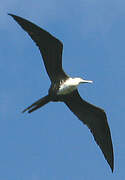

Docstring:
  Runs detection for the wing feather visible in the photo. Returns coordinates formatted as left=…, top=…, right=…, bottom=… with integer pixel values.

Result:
left=9, top=14, right=68, bottom=82
left=64, top=90, right=114, bottom=172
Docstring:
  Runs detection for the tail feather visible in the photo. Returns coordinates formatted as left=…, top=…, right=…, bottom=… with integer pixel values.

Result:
left=22, top=95, right=50, bottom=113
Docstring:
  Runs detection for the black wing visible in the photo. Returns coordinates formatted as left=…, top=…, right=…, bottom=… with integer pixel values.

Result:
left=63, top=90, right=114, bottom=172
left=9, top=14, right=68, bottom=82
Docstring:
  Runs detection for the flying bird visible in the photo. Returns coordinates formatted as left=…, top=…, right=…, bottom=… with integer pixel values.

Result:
left=9, top=14, right=114, bottom=172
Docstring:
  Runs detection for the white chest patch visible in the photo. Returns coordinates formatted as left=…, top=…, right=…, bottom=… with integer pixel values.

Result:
left=57, top=78, right=77, bottom=95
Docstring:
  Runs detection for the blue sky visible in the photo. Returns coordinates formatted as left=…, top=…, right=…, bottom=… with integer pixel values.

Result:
left=1, top=0, right=125, bottom=179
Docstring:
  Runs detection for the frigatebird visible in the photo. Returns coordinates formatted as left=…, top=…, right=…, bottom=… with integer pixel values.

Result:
left=9, top=14, right=114, bottom=172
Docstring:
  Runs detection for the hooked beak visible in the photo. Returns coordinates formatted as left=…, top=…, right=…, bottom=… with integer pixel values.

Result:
left=81, top=79, right=93, bottom=83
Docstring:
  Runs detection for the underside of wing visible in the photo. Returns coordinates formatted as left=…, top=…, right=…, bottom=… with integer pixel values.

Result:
left=9, top=14, right=68, bottom=82
left=63, top=90, right=114, bottom=172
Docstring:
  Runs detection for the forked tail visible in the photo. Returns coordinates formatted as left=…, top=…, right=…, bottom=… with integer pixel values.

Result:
left=22, top=95, right=51, bottom=113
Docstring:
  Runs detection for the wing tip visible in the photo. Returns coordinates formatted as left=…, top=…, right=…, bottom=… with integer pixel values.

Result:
left=8, top=13, right=21, bottom=22
left=8, top=13, right=15, bottom=18
left=21, top=109, right=27, bottom=113
left=109, top=162, right=114, bottom=173
left=22, top=108, right=32, bottom=114
left=103, top=139, right=114, bottom=172
left=111, top=166, right=114, bottom=173
left=109, top=153, right=114, bottom=173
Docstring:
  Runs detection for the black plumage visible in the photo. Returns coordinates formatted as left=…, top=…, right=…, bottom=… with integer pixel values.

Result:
left=9, top=14, right=114, bottom=172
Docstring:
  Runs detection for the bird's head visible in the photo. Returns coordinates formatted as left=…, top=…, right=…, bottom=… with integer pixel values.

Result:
left=73, top=77, right=93, bottom=86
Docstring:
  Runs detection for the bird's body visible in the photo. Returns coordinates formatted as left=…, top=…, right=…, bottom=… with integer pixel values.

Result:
left=49, top=77, right=93, bottom=96
left=57, top=78, right=79, bottom=95
left=57, top=77, right=76, bottom=95
left=9, top=14, right=114, bottom=172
